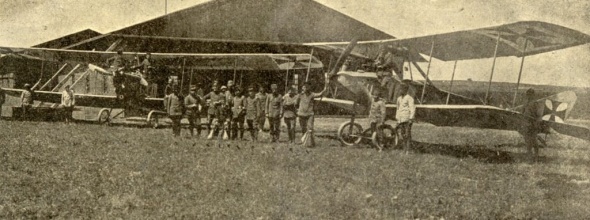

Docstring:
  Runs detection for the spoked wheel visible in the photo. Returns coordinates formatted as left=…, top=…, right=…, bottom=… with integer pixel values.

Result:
left=337, top=121, right=363, bottom=146
left=146, top=111, right=160, bottom=129
left=371, top=124, right=398, bottom=149
left=97, top=109, right=111, bottom=126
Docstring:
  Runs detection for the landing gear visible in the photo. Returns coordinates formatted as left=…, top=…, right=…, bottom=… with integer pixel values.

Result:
left=371, top=124, right=398, bottom=149
left=337, top=121, right=363, bottom=146
left=97, top=108, right=111, bottom=126
left=336, top=117, right=399, bottom=150
left=146, top=110, right=161, bottom=129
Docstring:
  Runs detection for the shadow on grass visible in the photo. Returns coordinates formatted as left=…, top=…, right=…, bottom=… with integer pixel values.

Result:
left=405, top=141, right=517, bottom=164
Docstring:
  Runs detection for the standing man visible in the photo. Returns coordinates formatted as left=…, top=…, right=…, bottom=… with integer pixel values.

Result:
left=283, top=86, right=299, bottom=144
left=368, top=89, right=386, bottom=151
left=61, top=85, right=76, bottom=124
left=231, top=88, right=246, bottom=140
left=396, top=83, right=415, bottom=150
left=265, top=84, right=283, bottom=142
left=164, top=86, right=184, bottom=137
left=203, top=85, right=225, bottom=135
left=185, top=85, right=203, bottom=137
left=244, top=86, right=260, bottom=141
left=297, top=80, right=329, bottom=147
left=256, top=86, right=268, bottom=132
left=520, top=88, right=544, bottom=161
left=20, top=83, right=33, bottom=120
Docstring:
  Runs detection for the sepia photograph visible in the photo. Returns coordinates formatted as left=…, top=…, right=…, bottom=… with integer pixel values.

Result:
left=0, top=0, right=589, bottom=218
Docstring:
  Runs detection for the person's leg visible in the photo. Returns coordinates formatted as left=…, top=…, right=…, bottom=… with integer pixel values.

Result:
left=268, top=117, right=275, bottom=142
left=406, top=122, right=413, bottom=149
left=238, top=117, right=245, bottom=139
left=208, top=114, right=215, bottom=133
left=195, top=115, right=201, bottom=137
left=188, top=114, right=195, bottom=136
left=284, top=117, right=292, bottom=143
left=299, top=116, right=308, bottom=135
left=231, top=118, right=238, bottom=140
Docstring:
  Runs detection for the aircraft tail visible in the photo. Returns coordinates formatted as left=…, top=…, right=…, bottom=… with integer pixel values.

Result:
left=531, top=90, right=589, bottom=141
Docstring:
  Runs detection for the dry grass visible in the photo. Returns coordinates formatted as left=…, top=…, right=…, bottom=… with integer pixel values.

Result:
left=0, top=118, right=589, bottom=219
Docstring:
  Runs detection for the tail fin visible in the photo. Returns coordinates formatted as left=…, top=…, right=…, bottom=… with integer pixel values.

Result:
left=539, top=90, right=577, bottom=123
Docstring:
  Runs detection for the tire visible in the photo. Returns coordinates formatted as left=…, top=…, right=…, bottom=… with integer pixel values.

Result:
left=97, top=109, right=110, bottom=125
left=146, top=111, right=160, bottom=129
left=337, top=121, right=363, bottom=146
left=371, top=124, right=398, bottom=149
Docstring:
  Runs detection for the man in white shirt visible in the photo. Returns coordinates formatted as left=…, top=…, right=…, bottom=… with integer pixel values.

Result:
left=61, top=85, right=76, bottom=123
left=396, top=83, right=415, bottom=150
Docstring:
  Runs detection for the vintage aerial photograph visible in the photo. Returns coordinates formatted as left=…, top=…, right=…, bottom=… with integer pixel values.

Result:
left=1, top=0, right=589, bottom=219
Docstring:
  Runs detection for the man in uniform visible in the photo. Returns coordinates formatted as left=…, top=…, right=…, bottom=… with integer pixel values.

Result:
left=203, top=85, right=225, bottom=135
left=265, top=84, right=283, bottom=142
left=297, top=80, right=329, bottom=147
left=185, top=85, right=203, bottom=137
left=164, top=86, right=184, bottom=137
left=20, top=83, right=33, bottom=120
left=368, top=89, right=386, bottom=151
left=283, top=86, right=299, bottom=144
left=256, top=86, right=268, bottom=132
left=244, top=86, right=260, bottom=141
left=231, top=88, right=246, bottom=140
left=61, top=85, right=76, bottom=124
left=520, top=88, right=545, bottom=161
left=396, top=83, right=415, bottom=150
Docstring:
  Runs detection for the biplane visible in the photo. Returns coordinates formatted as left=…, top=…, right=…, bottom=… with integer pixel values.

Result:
left=0, top=47, right=322, bottom=127
left=308, top=21, right=590, bottom=147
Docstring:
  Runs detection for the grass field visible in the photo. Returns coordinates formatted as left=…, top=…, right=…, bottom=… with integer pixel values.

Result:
left=1, top=118, right=589, bottom=219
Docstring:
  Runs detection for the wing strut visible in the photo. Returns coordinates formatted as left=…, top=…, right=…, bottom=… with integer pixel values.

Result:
left=512, top=39, right=529, bottom=107
left=484, top=31, right=501, bottom=105
left=305, top=48, right=314, bottom=82
left=52, top=64, right=81, bottom=92
left=420, top=37, right=435, bottom=103
left=39, top=63, right=69, bottom=90
left=445, top=60, right=459, bottom=105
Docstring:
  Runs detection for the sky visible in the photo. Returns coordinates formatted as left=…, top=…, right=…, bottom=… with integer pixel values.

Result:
left=1, top=0, right=589, bottom=87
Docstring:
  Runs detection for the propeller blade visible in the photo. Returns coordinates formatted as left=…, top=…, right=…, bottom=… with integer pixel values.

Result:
left=327, top=38, right=358, bottom=78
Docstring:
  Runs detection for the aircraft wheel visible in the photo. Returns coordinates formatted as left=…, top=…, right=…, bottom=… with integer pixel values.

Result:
left=371, top=124, right=397, bottom=149
left=147, top=111, right=160, bottom=129
left=337, top=121, right=363, bottom=146
left=97, top=109, right=111, bottom=126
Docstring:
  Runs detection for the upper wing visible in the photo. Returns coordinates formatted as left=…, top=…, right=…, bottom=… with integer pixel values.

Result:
left=0, top=46, right=323, bottom=71
left=306, top=21, right=590, bottom=62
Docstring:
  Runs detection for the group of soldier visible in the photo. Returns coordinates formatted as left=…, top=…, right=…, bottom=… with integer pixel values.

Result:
left=163, top=76, right=330, bottom=147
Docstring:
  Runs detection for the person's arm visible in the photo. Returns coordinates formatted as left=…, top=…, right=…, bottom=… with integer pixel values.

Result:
left=71, top=91, right=75, bottom=106
left=60, top=91, right=65, bottom=106
left=409, top=96, right=416, bottom=122
left=313, top=84, right=330, bottom=98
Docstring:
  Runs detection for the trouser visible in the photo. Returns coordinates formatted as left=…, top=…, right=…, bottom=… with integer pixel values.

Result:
left=284, top=117, right=296, bottom=143
left=21, top=105, right=31, bottom=121
left=397, top=121, right=413, bottom=149
left=188, top=113, right=201, bottom=136
left=298, top=115, right=315, bottom=134
left=207, top=113, right=215, bottom=133
left=246, top=119, right=258, bottom=140
left=169, top=115, right=182, bottom=136
left=231, top=116, right=245, bottom=140
left=257, top=113, right=266, bottom=130
left=64, top=106, right=74, bottom=123
left=268, top=116, right=281, bottom=142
